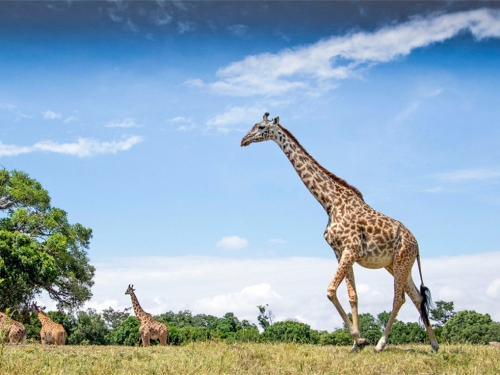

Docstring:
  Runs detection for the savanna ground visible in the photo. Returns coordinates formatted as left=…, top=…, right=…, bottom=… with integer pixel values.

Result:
left=1, top=343, right=499, bottom=375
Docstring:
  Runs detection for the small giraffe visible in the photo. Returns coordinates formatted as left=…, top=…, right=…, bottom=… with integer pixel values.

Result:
left=0, top=312, right=27, bottom=344
left=32, top=303, right=66, bottom=345
left=125, top=284, right=169, bottom=347
left=241, top=113, right=439, bottom=353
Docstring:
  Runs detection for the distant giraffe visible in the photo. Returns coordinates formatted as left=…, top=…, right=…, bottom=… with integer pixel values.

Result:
left=241, top=113, right=439, bottom=353
left=125, top=284, right=169, bottom=347
left=32, top=303, right=66, bottom=345
left=0, top=312, right=26, bottom=344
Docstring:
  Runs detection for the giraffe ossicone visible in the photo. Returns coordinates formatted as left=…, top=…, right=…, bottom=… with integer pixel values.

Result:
left=241, top=113, right=439, bottom=353
left=125, top=284, right=169, bottom=347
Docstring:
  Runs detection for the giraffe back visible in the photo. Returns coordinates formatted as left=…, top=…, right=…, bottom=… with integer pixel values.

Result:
left=0, top=312, right=27, bottom=344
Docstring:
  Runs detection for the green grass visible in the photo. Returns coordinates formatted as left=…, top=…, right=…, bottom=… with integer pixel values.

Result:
left=1, top=343, right=499, bottom=375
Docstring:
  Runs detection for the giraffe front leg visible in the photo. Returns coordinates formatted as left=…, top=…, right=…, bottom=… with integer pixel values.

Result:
left=326, top=252, right=364, bottom=348
left=345, top=267, right=367, bottom=352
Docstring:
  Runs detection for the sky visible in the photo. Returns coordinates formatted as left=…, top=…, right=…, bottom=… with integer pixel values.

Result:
left=1, top=1, right=500, bottom=331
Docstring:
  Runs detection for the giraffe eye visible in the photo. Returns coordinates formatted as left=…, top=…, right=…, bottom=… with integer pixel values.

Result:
left=258, top=125, right=265, bottom=130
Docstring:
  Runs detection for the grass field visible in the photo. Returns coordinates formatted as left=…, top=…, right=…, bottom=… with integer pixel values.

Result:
left=1, top=343, right=499, bottom=375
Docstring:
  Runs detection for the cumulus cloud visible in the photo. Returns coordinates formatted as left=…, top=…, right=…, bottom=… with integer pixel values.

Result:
left=106, top=118, right=140, bottom=128
left=206, top=105, right=266, bottom=133
left=33, top=252, right=500, bottom=331
left=216, top=236, right=249, bottom=250
left=195, top=9, right=500, bottom=97
left=43, top=110, right=62, bottom=120
left=0, top=136, right=143, bottom=158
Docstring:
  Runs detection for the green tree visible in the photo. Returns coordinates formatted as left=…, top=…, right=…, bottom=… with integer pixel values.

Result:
left=442, top=310, right=500, bottom=344
left=68, top=309, right=109, bottom=345
left=108, top=316, right=140, bottom=346
left=0, top=170, right=94, bottom=313
left=102, top=307, right=131, bottom=330
left=257, top=304, right=274, bottom=331
left=345, top=313, right=382, bottom=345
left=430, top=300, right=455, bottom=328
left=263, top=320, right=314, bottom=343
left=387, top=321, right=427, bottom=344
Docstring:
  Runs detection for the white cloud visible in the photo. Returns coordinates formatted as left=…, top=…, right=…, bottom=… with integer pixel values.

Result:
left=168, top=116, right=197, bottom=131
left=43, top=110, right=62, bottom=120
left=437, top=168, right=500, bottom=182
left=36, top=252, right=500, bottom=330
left=177, top=20, right=195, bottom=34
left=216, top=236, right=249, bottom=250
left=0, top=103, right=32, bottom=120
left=201, top=9, right=500, bottom=97
left=63, top=115, right=79, bottom=123
left=228, top=24, right=248, bottom=37
left=487, top=279, right=500, bottom=299
left=0, top=136, right=143, bottom=158
left=206, top=105, right=266, bottom=133
left=106, top=118, right=139, bottom=128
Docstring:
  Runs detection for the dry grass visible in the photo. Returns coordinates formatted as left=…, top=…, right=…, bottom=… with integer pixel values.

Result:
left=1, top=342, right=499, bottom=375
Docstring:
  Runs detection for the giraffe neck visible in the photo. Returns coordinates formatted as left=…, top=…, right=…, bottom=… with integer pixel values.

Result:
left=129, top=292, right=149, bottom=321
left=37, top=311, right=53, bottom=326
left=274, top=125, right=363, bottom=213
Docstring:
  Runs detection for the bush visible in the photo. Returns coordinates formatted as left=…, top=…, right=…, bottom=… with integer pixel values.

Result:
left=319, top=329, right=352, bottom=346
left=442, top=310, right=500, bottom=344
left=387, top=321, right=427, bottom=344
left=263, top=321, right=314, bottom=344
left=108, top=316, right=140, bottom=346
left=68, top=309, right=109, bottom=345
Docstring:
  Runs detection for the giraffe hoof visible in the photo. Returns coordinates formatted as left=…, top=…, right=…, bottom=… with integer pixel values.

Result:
left=350, top=338, right=368, bottom=352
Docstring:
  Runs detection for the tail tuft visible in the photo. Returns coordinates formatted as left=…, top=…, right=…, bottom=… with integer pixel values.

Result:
left=420, top=285, right=433, bottom=326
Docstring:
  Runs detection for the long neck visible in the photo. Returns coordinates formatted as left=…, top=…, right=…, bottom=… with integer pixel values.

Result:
left=37, top=311, right=53, bottom=326
left=273, top=125, right=363, bottom=213
left=129, top=292, right=148, bottom=321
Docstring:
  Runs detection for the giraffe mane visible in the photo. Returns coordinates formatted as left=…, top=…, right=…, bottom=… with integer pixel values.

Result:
left=278, top=124, right=364, bottom=201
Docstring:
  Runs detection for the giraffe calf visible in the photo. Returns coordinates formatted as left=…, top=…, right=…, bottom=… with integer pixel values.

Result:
left=0, top=312, right=27, bottom=344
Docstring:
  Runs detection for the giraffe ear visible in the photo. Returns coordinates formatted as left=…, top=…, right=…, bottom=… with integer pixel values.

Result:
left=263, top=112, right=269, bottom=121
left=273, top=116, right=279, bottom=124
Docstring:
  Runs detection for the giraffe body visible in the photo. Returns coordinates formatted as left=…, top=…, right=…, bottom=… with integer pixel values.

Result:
left=0, top=312, right=27, bottom=344
left=32, top=305, right=66, bottom=345
left=125, top=284, right=169, bottom=347
left=241, top=113, right=439, bottom=353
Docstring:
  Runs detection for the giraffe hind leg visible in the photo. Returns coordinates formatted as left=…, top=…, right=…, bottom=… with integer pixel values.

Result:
left=345, top=267, right=367, bottom=352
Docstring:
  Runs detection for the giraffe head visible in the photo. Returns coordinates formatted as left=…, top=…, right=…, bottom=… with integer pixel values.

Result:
left=125, top=284, right=135, bottom=295
left=241, top=112, right=280, bottom=147
left=32, top=302, right=41, bottom=314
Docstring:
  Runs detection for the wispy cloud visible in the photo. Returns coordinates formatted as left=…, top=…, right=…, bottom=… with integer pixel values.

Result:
left=42, top=110, right=62, bottom=120
left=168, top=116, right=197, bottom=131
left=393, top=87, right=444, bottom=124
left=177, top=20, right=195, bottom=34
left=0, top=136, right=143, bottom=158
left=194, top=9, right=500, bottom=97
left=216, top=236, right=249, bottom=250
left=228, top=24, right=249, bottom=37
left=436, top=168, right=500, bottom=182
left=206, top=105, right=266, bottom=133
left=105, top=118, right=140, bottom=128
left=0, top=103, right=31, bottom=120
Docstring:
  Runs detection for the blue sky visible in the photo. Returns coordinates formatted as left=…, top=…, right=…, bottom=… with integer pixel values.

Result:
left=2, top=1, right=500, bottom=329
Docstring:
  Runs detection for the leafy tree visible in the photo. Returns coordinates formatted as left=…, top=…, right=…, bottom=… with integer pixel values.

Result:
left=430, top=300, right=455, bottom=328
left=377, top=311, right=391, bottom=331
left=257, top=304, right=274, bottom=331
left=318, top=329, right=352, bottom=346
left=387, top=321, right=427, bottom=344
left=68, top=309, right=109, bottom=345
left=0, top=170, right=94, bottom=313
left=102, top=307, right=131, bottom=330
left=263, top=320, right=313, bottom=343
left=108, top=316, right=140, bottom=346
left=442, top=310, right=500, bottom=344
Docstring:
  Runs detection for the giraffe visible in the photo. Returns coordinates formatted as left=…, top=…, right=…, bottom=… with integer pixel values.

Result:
left=125, top=284, right=169, bottom=347
left=0, top=312, right=27, bottom=344
left=32, top=303, right=66, bottom=345
left=241, top=113, right=439, bottom=353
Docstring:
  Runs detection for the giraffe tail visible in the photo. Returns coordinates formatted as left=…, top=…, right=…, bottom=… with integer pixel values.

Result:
left=417, top=252, right=433, bottom=326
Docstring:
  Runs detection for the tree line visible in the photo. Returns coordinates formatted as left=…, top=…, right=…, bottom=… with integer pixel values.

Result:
left=15, top=301, right=500, bottom=346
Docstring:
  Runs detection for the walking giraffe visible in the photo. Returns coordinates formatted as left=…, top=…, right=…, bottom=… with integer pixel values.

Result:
left=125, top=284, right=169, bottom=347
left=32, top=303, right=66, bottom=345
left=0, top=312, right=27, bottom=344
left=241, top=113, right=439, bottom=353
